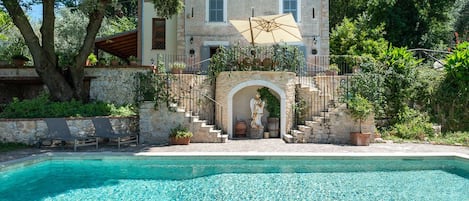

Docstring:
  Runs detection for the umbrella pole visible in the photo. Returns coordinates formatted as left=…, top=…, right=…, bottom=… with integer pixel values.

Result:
left=249, top=17, right=255, bottom=46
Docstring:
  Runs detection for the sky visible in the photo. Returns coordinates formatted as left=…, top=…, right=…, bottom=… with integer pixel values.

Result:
left=28, top=4, right=43, bottom=21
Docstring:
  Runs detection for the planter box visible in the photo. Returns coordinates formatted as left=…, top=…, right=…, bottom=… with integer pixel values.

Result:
left=350, top=132, right=371, bottom=146
left=170, top=137, right=191, bottom=145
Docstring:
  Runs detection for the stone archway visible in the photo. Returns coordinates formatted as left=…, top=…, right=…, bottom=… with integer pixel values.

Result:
left=215, top=72, right=296, bottom=139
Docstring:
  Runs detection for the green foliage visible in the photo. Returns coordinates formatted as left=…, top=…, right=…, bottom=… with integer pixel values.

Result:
left=134, top=71, right=176, bottom=109
left=209, top=44, right=304, bottom=82
left=0, top=10, right=13, bottom=40
left=54, top=8, right=137, bottom=68
left=347, top=94, right=373, bottom=133
left=330, top=0, right=457, bottom=49
left=0, top=142, right=29, bottom=152
left=87, top=53, right=98, bottom=65
left=453, top=0, right=469, bottom=43
left=330, top=16, right=388, bottom=57
left=377, top=47, right=421, bottom=123
left=170, top=62, right=186, bottom=70
left=430, top=131, right=469, bottom=146
left=169, top=124, right=193, bottom=139
left=257, top=87, right=280, bottom=118
left=152, top=0, right=184, bottom=19
left=348, top=46, right=421, bottom=122
left=410, top=67, right=445, bottom=114
left=366, top=0, right=456, bottom=48
left=0, top=94, right=136, bottom=118
left=444, top=42, right=469, bottom=84
left=430, top=42, right=469, bottom=131
left=271, top=44, right=305, bottom=72
left=387, top=107, right=435, bottom=140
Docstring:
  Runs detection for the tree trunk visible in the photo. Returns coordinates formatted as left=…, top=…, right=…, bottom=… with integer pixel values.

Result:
left=3, top=0, right=110, bottom=102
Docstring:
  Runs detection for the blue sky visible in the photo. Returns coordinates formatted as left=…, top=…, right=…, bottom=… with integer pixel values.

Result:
left=28, top=4, right=43, bottom=21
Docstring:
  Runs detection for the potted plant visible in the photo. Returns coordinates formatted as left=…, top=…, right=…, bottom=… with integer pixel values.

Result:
left=109, top=55, right=120, bottom=66
left=169, top=124, right=193, bottom=145
left=347, top=94, right=373, bottom=146
left=11, top=54, right=30, bottom=67
left=170, top=62, right=186, bottom=74
left=128, top=56, right=138, bottom=66
left=257, top=87, right=280, bottom=138
left=326, top=63, right=339, bottom=75
left=86, top=53, right=98, bottom=66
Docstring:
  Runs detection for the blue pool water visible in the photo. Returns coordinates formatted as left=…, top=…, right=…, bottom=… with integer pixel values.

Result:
left=0, top=156, right=468, bottom=201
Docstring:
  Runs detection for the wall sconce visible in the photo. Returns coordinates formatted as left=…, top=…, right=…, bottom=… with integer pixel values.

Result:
left=311, top=48, right=318, bottom=55
left=313, top=36, right=317, bottom=45
left=190, top=36, right=193, bottom=44
left=187, top=7, right=194, bottom=18
left=189, top=49, right=195, bottom=56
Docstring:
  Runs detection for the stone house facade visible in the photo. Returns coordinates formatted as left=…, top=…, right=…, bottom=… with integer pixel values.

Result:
left=139, top=0, right=329, bottom=66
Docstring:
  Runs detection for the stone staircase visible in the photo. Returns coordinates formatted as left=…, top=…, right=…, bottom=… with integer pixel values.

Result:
left=283, top=77, right=341, bottom=144
left=182, top=109, right=228, bottom=143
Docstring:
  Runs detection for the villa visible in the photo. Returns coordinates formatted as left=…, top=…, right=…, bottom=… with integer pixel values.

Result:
left=0, top=0, right=375, bottom=146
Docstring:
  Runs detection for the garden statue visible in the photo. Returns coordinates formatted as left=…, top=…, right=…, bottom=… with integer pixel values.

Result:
left=250, top=93, right=265, bottom=129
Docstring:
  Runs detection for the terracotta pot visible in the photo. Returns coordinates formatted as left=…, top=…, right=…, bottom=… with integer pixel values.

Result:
left=267, top=117, right=280, bottom=138
left=235, top=121, right=247, bottom=137
left=13, top=59, right=26, bottom=67
left=171, top=68, right=183, bottom=74
left=170, top=137, right=191, bottom=145
left=350, top=132, right=371, bottom=146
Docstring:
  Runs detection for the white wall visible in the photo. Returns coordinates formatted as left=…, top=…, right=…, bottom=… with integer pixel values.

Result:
left=141, top=2, right=179, bottom=66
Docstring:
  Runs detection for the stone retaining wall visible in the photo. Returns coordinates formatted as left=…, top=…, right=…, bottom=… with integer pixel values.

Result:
left=0, top=117, right=138, bottom=145
left=0, top=67, right=151, bottom=105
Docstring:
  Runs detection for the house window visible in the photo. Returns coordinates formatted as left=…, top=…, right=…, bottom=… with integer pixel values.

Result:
left=207, top=0, right=226, bottom=22
left=152, top=18, right=165, bottom=50
left=281, top=0, right=300, bottom=22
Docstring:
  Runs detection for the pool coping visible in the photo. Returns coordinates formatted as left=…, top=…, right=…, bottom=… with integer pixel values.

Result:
left=1, top=151, right=468, bottom=171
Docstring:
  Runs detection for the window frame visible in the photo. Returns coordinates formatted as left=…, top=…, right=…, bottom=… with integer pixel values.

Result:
left=152, top=18, right=166, bottom=50
left=206, top=0, right=227, bottom=23
left=280, top=0, right=301, bottom=23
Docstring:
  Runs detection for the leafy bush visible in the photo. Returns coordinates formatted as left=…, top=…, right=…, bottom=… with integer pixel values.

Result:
left=347, top=94, right=373, bottom=133
left=430, top=131, right=469, bottom=146
left=388, top=107, right=434, bottom=140
left=0, top=142, right=29, bottom=152
left=0, top=94, right=136, bottom=118
left=169, top=124, right=193, bottom=139
left=257, top=87, right=280, bottom=118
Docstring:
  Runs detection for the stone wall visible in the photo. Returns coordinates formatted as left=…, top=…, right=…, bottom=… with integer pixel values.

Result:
left=216, top=71, right=297, bottom=137
left=0, top=67, right=151, bottom=105
left=328, top=104, right=375, bottom=144
left=139, top=102, right=188, bottom=144
left=86, top=67, right=149, bottom=105
left=0, top=117, right=138, bottom=145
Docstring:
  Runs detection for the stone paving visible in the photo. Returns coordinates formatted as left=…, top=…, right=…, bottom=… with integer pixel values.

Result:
left=1, top=139, right=468, bottom=163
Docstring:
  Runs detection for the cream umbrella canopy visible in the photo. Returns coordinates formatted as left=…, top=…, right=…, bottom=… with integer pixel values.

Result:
left=230, top=13, right=302, bottom=46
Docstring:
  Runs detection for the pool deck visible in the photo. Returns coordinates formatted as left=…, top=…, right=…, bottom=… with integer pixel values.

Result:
left=1, top=139, right=468, bottom=163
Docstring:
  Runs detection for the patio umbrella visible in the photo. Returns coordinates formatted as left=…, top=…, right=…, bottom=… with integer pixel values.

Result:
left=230, top=13, right=302, bottom=46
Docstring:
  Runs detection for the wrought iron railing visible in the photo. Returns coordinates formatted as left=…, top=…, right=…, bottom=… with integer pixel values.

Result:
left=149, top=53, right=363, bottom=129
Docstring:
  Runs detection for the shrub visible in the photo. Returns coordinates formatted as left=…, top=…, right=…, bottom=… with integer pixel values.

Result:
left=169, top=124, right=193, bottom=139
left=388, top=107, right=434, bottom=140
left=0, top=94, right=136, bottom=118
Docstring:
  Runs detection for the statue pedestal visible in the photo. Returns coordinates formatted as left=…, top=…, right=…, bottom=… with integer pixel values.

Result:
left=249, top=126, right=264, bottom=139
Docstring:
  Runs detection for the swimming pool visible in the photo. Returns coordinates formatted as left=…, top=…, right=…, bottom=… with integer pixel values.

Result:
left=1, top=154, right=468, bottom=201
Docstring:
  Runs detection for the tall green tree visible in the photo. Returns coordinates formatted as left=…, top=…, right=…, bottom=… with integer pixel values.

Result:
left=329, top=0, right=367, bottom=31
left=330, top=15, right=388, bottom=57
left=1, top=0, right=182, bottom=101
left=367, top=0, right=456, bottom=49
